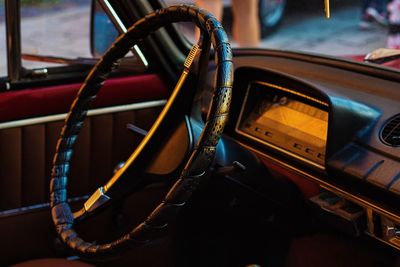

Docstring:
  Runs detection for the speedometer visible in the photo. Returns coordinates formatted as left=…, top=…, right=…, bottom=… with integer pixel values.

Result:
left=236, top=81, right=329, bottom=168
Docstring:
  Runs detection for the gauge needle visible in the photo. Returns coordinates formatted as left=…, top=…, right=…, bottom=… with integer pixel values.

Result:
left=324, top=0, right=330, bottom=18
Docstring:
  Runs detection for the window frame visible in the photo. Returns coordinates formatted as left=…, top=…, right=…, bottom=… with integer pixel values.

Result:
left=1, top=0, right=149, bottom=92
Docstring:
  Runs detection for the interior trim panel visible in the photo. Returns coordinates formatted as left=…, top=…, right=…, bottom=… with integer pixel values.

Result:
left=0, top=105, right=163, bottom=211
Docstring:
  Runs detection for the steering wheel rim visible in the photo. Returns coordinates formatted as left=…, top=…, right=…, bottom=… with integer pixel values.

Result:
left=50, top=5, right=233, bottom=257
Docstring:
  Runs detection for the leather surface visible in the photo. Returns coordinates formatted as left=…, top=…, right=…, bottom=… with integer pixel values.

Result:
left=50, top=5, right=233, bottom=257
left=0, top=107, right=162, bottom=211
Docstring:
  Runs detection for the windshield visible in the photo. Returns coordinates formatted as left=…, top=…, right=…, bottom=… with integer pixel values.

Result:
left=166, top=0, right=400, bottom=69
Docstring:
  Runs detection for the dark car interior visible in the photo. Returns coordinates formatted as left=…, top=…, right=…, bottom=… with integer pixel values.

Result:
left=2, top=0, right=400, bottom=266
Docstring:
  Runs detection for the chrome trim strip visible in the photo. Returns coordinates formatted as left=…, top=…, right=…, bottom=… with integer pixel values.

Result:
left=83, top=186, right=110, bottom=213
left=255, top=81, right=329, bottom=107
left=5, top=0, right=22, bottom=82
left=234, top=81, right=326, bottom=171
left=0, top=100, right=166, bottom=130
left=97, top=0, right=149, bottom=68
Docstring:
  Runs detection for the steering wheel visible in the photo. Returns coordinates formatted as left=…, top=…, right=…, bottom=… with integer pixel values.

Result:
left=50, top=5, right=233, bottom=258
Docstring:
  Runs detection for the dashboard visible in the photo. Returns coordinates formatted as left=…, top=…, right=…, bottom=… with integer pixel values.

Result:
left=223, top=51, right=400, bottom=253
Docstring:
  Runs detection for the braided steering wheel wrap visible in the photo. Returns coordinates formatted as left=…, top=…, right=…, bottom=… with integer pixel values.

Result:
left=50, top=5, right=233, bottom=257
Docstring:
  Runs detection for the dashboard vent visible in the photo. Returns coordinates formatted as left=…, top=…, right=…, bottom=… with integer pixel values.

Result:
left=381, top=115, right=400, bottom=147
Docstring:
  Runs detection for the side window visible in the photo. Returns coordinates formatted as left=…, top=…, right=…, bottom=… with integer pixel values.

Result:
left=1, top=0, right=146, bottom=81
left=0, top=0, right=7, bottom=77
left=92, top=1, right=118, bottom=57
left=20, top=0, right=93, bottom=70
